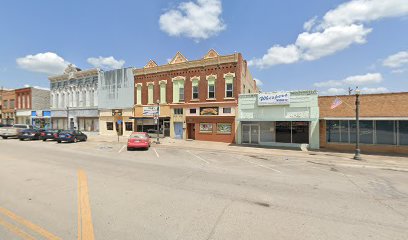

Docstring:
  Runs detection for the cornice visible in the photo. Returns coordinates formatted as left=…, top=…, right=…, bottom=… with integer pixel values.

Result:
left=48, top=68, right=99, bottom=82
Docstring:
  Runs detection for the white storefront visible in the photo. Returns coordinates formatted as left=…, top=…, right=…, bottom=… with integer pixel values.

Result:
left=237, top=91, right=320, bottom=149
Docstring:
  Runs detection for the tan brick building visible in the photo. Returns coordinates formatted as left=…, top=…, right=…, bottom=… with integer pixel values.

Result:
left=1, top=89, right=16, bottom=125
left=319, top=92, right=408, bottom=154
left=134, top=50, right=257, bottom=143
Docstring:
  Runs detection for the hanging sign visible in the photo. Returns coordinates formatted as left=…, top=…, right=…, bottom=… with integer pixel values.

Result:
left=143, top=106, right=160, bottom=116
left=258, top=92, right=290, bottom=106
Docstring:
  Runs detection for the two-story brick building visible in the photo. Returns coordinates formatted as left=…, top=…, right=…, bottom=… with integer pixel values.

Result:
left=15, top=87, right=50, bottom=127
left=1, top=89, right=16, bottom=125
left=133, top=50, right=257, bottom=143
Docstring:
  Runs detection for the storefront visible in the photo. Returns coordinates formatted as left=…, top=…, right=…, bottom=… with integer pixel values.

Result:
left=99, top=109, right=134, bottom=136
left=16, top=110, right=31, bottom=125
left=31, top=110, right=51, bottom=129
left=51, top=109, right=99, bottom=133
left=319, top=92, right=408, bottom=154
left=132, top=105, right=172, bottom=138
left=237, top=91, right=319, bottom=149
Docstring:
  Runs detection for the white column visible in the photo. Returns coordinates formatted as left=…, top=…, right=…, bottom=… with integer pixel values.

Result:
left=86, top=88, right=90, bottom=107
left=93, top=89, right=98, bottom=107
left=72, top=90, right=77, bottom=107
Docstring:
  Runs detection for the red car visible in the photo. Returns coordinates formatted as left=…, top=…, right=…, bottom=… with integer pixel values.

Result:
left=127, top=132, right=151, bottom=151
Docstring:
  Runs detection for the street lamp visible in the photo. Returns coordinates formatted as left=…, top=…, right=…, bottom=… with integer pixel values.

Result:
left=353, top=89, right=362, bottom=160
left=156, top=99, right=160, bottom=144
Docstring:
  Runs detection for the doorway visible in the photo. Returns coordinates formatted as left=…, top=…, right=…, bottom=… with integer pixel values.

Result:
left=242, top=124, right=259, bottom=144
left=187, top=123, right=195, bottom=140
left=174, top=122, right=183, bottom=139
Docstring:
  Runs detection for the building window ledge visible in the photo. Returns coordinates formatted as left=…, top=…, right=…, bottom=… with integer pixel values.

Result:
left=172, top=102, right=185, bottom=104
left=206, top=98, right=217, bottom=101
left=190, top=99, right=199, bottom=102
left=223, top=97, right=235, bottom=100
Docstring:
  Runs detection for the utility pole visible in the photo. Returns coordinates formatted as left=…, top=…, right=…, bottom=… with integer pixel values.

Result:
left=353, top=89, right=362, bottom=160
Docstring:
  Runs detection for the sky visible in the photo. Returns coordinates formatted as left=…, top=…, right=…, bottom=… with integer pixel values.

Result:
left=0, top=0, right=407, bottom=95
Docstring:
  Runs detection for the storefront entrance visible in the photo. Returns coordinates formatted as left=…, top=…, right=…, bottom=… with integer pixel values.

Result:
left=187, top=123, right=195, bottom=140
left=242, top=124, right=259, bottom=144
left=174, top=122, right=183, bottom=139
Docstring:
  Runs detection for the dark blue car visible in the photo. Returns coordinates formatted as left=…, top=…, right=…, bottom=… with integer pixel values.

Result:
left=57, top=130, right=87, bottom=143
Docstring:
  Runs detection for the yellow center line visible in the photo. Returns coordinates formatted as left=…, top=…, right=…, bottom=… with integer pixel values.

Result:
left=0, top=216, right=36, bottom=240
left=77, top=169, right=95, bottom=240
left=0, top=206, right=61, bottom=240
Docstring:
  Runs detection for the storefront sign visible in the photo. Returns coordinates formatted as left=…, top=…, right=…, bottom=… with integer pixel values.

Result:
left=258, top=92, right=290, bottom=106
left=286, top=111, right=309, bottom=119
left=143, top=106, right=160, bottom=116
left=200, top=107, right=218, bottom=116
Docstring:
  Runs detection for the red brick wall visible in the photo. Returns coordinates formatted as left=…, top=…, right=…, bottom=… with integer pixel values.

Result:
left=15, top=88, right=32, bottom=110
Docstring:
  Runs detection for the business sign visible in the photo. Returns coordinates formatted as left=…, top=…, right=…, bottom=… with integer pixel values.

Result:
left=200, top=107, right=219, bottom=116
left=258, top=92, right=290, bottom=106
left=143, top=106, right=160, bottom=116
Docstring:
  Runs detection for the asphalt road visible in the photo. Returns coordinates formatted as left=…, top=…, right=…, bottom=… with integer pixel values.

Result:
left=0, top=138, right=407, bottom=240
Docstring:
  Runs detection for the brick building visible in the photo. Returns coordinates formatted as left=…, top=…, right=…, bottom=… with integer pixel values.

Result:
left=133, top=50, right=257, bottom=143
left=1, top=89, right=16, bottom=125
left=319, top=92, right=408, bottom=154
left=15, top=87, right=50, bottom=127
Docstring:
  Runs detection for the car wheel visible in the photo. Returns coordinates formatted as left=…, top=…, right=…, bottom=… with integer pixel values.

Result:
left=42, top=139, right=46, bottom=141
left=127, top=147, right=131, bottom=151
left=2, top=137, right=7, bottom=139
left=19, top=138, right=24, bottom=141
left=57, top=140, right=61, bottom=143
left=83, top=137, right=87, bottom=142
left=73, top=138, right=77, bottom=143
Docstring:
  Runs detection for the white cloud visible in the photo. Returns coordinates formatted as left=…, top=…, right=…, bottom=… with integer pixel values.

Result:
left=296, top=24, right=372, bottom=61
left=314, top=72, right=383, bottom=88
left=321, top=88, right=347, bottom=95
left=360, top=87, right=389, bottom=94
left=248, top=45, right=300, bottom=68
left=321, top=0, right=408, bottom=27
left=254, top=78, right=263, bottom=86
left=251, top=0, right=408, bottom=68
left=159, top=0, right=226, bottom=41
left=313, top=80, right=343, bottom=88
left=303, top=16, right=318, bottom=31
left=16, top=52, right=69, bottom=75
left=87, top=56, right=125, bottom=70
left=343, top=72, right=383, bottom=85
left=382, top=51, right=408, bottom=68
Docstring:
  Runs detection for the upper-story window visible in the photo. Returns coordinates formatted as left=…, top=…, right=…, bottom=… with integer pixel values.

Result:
left=3, top=100, right=8, bottom=109
left=207, top=75, right=216, bottom=99
left=159, top=81, right=167, bottom=104
left=191, top=78, right=199, bottom=100
left=172, top=77, right=185, bottom=103
left=148, top=83, right=154, bottom=104
left=9, top=100, right=15, bottom=109
left=224, top=73, right=235, bottom=98
left=174, top=108, right=183, bottom=115
left=136, top=84, right=142, bottom=105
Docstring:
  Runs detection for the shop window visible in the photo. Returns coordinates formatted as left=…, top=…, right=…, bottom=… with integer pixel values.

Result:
left=276, top=122, right=292, bottom=143
left=349, top=120, right=373, bottom=144
left=200, top=123, right=213, bottom=133
left=189, top=108, right=197, bottom=114
left=292, top=122, right=309, bottom=144
left=125, top=122, right=133, bottom=131
left=107, top=122, right=114, bottom=130
left=376, top=121, right=395, bottom=145
left=326, top=120, right=340, bottom=143
left=223, top=107, right=232, bottom=114
left=174, top=108, right=183, bottom=115
left=217, top=123, right=232, bottom=134
left=260, top=122, right=275, bottom=142
left=339, top=120, right=349, bottom=143
left=399, top=121, right=408, bottom=145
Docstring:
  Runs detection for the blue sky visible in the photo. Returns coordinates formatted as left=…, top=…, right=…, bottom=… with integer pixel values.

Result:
left=0, top=0, right=407, bottom=95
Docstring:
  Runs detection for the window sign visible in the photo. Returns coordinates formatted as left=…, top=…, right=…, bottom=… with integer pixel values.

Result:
left=217, top=123, right=232, bottom=134
left=143, top=106, right=159, bottom=116
left=258, top=92, right=290, bottom=106
left=200, top=123, right=213, bottom=133
left=200, top=107, right=218, bottom=115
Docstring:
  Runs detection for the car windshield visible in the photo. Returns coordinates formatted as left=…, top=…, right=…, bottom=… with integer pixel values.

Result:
left=14, top=125, right=28, bottom=129
left=130, top=133, right=148, bottom=139
left=21, top=129, right=36, bottom=132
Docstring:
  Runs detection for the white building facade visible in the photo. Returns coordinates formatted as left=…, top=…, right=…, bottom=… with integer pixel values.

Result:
left=49, top=65, right=100, bottom=133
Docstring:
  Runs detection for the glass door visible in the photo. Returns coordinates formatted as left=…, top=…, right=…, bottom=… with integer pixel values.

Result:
left=242, top=124, right=259, bottom=144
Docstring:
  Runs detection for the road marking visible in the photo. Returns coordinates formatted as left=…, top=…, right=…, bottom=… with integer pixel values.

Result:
left=118, top=144, right=126, bottom=153
left=187, top=150, right=210, bottom=164
left=153, top=148, right=160, bottom=158
left=78, top=169, right=95, bottom=240
left=0, top=216, right=36, bottom=240
left=0, top=206, right=61, bottom=240
left=242, top=159, right=281, bottom=173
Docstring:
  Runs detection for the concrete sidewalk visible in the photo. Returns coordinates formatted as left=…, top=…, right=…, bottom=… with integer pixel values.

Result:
left=88, top=135, right=408, bottom=172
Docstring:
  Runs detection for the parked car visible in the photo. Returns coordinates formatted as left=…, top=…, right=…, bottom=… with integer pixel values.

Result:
left=57, top=130, right=87, bottom=143
left=40, top=129, right=62, bottom=141
left=18, top=129, right=42, bottom=141
left=127, top=132, right=151, bottom=150
left=0, top=124, right=32, bottom=139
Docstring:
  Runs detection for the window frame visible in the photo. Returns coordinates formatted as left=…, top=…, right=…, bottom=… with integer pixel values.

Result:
left=125, top=122, right=133, bottom=132
left=106, top=122, right=114, bottom=130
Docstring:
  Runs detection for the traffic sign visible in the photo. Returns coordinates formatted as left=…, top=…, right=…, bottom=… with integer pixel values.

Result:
left=117, top=120, right=123, bottom=124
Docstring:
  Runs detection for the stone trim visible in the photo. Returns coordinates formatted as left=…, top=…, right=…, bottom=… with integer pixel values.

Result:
left=206, top=74, right=217, bottom=81
left=171, top=76, right=186, bottom=82
left=159, top=80, right=167, bottom=84
left=190, top=76, right=200, bottom=81
left=223, top=72, right=236, bottom=78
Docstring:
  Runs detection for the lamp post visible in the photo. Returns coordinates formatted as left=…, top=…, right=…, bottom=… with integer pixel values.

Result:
left=353, top=89, right=362, bottom=160
left=66, top=106, right=70, bottom=130
left=156, top=99, right=160, bottom=144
